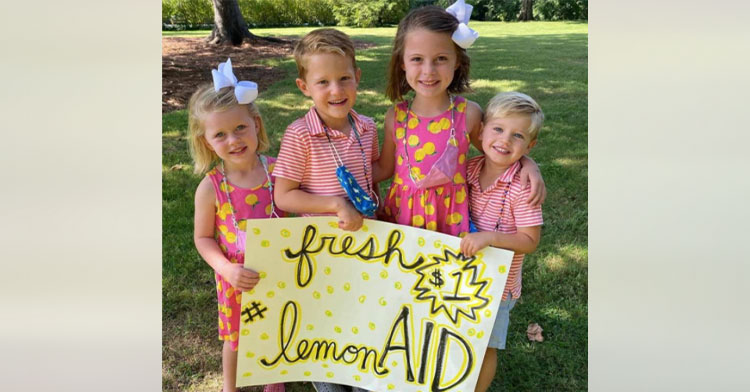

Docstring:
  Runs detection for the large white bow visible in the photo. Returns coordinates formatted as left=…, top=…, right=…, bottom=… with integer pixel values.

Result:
left=211, top=58, right=258, bottom=104
left=446, top=0, right=479, bottom=49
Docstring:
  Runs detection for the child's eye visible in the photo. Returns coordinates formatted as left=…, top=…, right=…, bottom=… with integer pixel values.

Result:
left=341, top=76, right=351, bottom=81
left=236, top=124, right=247, bottom=132
left=318, top=80, right=328, bottom=85
left=513, top=133, right=525, bottom=139
left=410, top=57, right=422, bottom=62
left=437, top=56, right=448, bottom=62
left=493, top=127, right=503, bottom=133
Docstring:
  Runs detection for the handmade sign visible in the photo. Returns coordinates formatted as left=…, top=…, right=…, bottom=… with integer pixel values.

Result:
left=236, top=217, right=514, bottom=392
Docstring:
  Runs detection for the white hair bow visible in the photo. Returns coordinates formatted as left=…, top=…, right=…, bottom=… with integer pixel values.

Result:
left=211, top=58, right=258, bottom=104
left=446, top=0, right=479, bottom=49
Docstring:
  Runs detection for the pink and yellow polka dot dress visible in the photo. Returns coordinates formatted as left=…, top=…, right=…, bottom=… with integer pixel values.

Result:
left=383, top=96, right=471, bottom=237
left=206, top=156, right=281, bottom=351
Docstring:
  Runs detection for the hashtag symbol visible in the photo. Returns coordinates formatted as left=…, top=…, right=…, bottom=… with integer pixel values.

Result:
left=242, top=301, right=268, bottom=324
left=429, top=269, right=444, bottom=288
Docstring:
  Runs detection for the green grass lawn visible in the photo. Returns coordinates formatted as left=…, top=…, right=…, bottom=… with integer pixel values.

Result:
left=163, top=21, right=587, bottom=391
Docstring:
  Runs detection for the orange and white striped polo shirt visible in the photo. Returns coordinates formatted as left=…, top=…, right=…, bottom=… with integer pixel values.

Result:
left=273, top=107, right=379, bottom=216
left=467, top=156, right=543, bottom=300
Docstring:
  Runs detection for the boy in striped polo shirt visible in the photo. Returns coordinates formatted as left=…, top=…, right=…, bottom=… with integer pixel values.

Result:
left=274, top=28, right=379, bottom=235
left=459, top=91, right=545, bottom=392
left=272, top=28, right=375, bottom=392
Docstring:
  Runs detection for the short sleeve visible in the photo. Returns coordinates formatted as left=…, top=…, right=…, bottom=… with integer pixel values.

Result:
left=273, top=127, right=308, bottom=183
left=368, top=117, right=380, bottom=162
left=512, top=178, right=543, bottom=227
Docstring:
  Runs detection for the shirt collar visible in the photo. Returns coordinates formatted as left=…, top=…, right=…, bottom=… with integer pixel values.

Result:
left=470, top=157, right=522, bottom=192
left=304, top=107, right=367, bottom=138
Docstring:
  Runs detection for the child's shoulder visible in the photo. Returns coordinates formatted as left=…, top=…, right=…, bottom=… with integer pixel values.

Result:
left=194, top=174, right=216, bottom=202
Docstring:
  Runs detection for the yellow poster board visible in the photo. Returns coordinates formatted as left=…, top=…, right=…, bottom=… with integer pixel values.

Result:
left=236, top=217, right=514, bottom=392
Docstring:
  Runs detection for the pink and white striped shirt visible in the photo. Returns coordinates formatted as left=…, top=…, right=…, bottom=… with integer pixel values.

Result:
left=467, top=156, right=543, bottom=300
left=273, top=107, right=379, bottom=216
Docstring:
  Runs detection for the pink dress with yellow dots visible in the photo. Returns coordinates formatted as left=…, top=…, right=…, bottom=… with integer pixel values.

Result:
left=383, top=96, right=471, bottom=237
left=206, top=156, right=282, bottom=351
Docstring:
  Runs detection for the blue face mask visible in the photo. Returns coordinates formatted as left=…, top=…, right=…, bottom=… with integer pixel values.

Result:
left=322, top=114, right=379, bottom=217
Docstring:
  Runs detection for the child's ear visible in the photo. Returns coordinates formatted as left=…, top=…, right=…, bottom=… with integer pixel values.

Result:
left=477, top=121, right=485, bottom=140
left=253, top=116, right=262, bottom=132
left=355, top=68, right=362, bottom=84
left=295, top=78, right=311, bottom=97
left=201, top=136, right=214, bottom=152
left=526, top=139, right=537, bottom=151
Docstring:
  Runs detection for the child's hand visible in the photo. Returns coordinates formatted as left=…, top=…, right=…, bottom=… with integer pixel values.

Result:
left=337, top=201, right=364, bottom=231
left=221, top=263, right=260, bottom=292
left=460, top=232, right=494, bottom=257
left=519, top=156, right=547, bottom=208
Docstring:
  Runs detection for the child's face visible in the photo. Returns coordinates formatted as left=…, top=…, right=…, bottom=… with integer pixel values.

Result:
left=401, top=28, right=458, bottom=100
left=296, top=52, right=361, bottom=129
left=202, top=105, right=261, bottom=168
left=480, top=114, right=537, bottom=168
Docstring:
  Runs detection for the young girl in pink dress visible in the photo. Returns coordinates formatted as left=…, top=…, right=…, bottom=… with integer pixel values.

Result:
left=188, top=59, right=285, bottom=392
left=374, top=1, right=546, bottom=237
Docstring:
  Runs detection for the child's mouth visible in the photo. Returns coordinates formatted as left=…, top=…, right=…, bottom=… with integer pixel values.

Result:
left=419, top=80, right=439, bottom=87
left=329, top=98, right=347, bottom=106
left=492, top=146, right=510, bottom=154
left=230, top=146, right=247, bottom=155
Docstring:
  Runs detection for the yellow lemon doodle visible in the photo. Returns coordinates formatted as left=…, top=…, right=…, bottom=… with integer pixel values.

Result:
left=444, top=196, right=451, bottom=209
left=434, top=240, right=442, bottom=248
left=419, top=194, right=427, bottom=207
left=418, top=237, right=425, bottom=246
left=499, top=265, right=507, bottom=274
left=425, top=203, right=435, bottom=215
left=246, top=351, right=255, bottom=358
left=326, top=372, right=334, bottom=378
left=225, top=287, right=235, bottom=298
left=225, top=231, right=237, bottom=243
left=344, top=282, right=351, bottom=291
left=313, top=291, right=321, bottom=299
left=477, top=331, right=485, bottom=338
left=393, top=173, right=403, bottom=185
left=369, top=322, right=376, bottom=330
left=427, top=120, right=441, bottom=134
left=485, top=310, right=492, bottom=317
left=220, top=182, right=234, bottom=193
left=277, top=281, right=286, bottom=289
left=305, top=371, right=312, bottom=376
left=453, top=172, right=465, bottom=184
left=261, top=240, right=270, bottom=247
left=354, top=375, right=361, bottom=381
left=414, top=148, right=426, bottom=162
left=266, top=291, right=275, bottom=298
left=436, top=186, right=444, bottom=195
left=407, top=196, right=414, bottom=209
left=362, top=272, right=370, bottom=281
left=455, top=188, right=466, bottom=203
left=388, top=384, right=395, bottom=390
left=327, top=285, right=334, bottom=294
left=248, top=288, right=255, bottom=295
left=334, top=326, right=342, bottom=333
left=408, top=134, right=420, bottom=147
left=395, top=126, right=406, bottom=140
left=259, top=271, right=267, bottom=279
left=245, top=194, right=258, bottom=206
left=450, top=212, right=463, bottom=225
left=426, top=221, right=437, bottom=231
left=306, top=324, right=314, bottom=331
left=281, top=229, right=290, bottom=237
left=324, top=266, right=332, bottom=275
left=362, top=224, right=368, bottom=232
left=325, top=310, right=333, bottom=317
left=323, top=364, right=329, bottom=368
left=397, top=155, right=404, bottom=165
left=238, top=220, right=247, bottom=231
left=457, top=101, right=466, bottom=112
left=380, top=270, right=388, bottom=279
left=424, top=142, right=436, bottom=154
left=468, top=328, right=476, bottom=336
left=281, top=370, right=288, bottom=375
left=395, top=281, right=403, bottom=289
left=328, top=221, right=338, bottom=228
left=358, top=295, right=366, bottom=303
left=265, top=204, right=272, bottom=215
left=458, top=153, right=466, bottom=164
left=378, top=297, right=387, bottom=306
left=241, top=329, right=249, bottom=336
left=243, top=372, right=252, bottom=377
left=352, top=327, right=359, bottom=334
left=252, top=228, right=261, bottom=235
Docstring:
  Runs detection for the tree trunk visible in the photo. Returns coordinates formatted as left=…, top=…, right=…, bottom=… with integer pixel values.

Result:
left=519, top=0, right=535, bottom=21
left=206, top=0, right=284, bottom=46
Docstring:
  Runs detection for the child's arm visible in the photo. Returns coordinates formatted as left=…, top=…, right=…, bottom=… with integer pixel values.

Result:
left=193, top=177, right=259, bottom=291
left=373, top=107, right=396, bottom=183
left=274, top=177, right=363, bottom=231
left=465, top=100, right=484, bottom=152
left=519, top=156, right=546, bottom=207
left=459, top=226, right=541, bottom=257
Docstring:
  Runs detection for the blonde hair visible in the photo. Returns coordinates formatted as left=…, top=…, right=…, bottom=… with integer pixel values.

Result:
left=484, top=92, right=545, bottom=142
left=187, top=84, right=269, bottom=175
left=386, top=6, right=472, bottom=102
left=293, top=28, right=357, bottom=80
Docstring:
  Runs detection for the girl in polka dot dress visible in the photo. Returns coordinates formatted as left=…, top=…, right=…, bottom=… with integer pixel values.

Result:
left=374, top=2, right=546, bottom=237
left=189, top=59, right=285, bottom=392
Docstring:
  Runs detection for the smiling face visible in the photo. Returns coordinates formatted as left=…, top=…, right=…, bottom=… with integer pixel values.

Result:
left=296, top=52, right=361, bottom=130
left=401, top=28, right=458, bottom=100
left=480, top=114, right=537, bottom=169
left=202, top=105, right=260, bottom=168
